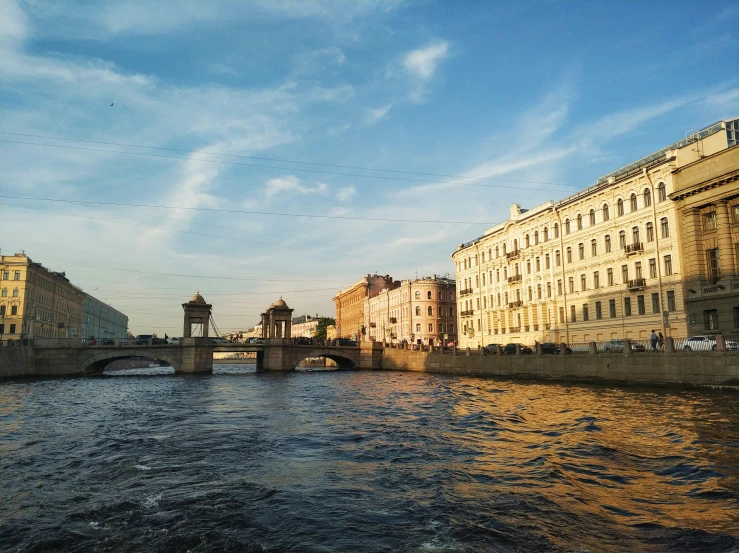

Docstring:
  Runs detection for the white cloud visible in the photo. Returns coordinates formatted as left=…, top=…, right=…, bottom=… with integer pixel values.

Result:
left=337, top=185, right=357, bottom=202
left=365, top=103, right=393, bottom=123
left=264, top=176, right=328, bottom=200
left=403, top=41, right=448, bottom=79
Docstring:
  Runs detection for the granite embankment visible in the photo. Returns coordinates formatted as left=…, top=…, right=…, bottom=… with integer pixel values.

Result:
left=379, top=347, right=739, bottom=389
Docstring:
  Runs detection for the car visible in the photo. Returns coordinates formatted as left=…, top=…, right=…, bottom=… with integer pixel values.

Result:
left=294, top=337, right=313, bottom=345
left=167, top=337, right=180, bottom=345
left=331, top=338, right=357, bottom=347
left=135, top=334, right=153, bottom=345
left=603, top=339, right=645, bottom=353
left=483, top=344, right=502, bottom=354
left=245, top=337, right=265, bottom=344
left=682, top=335, right=739, bottom=351
left=540, top=342, right=572, bottom=355
left=502, top=343, right=532, bottom=355
left=213, top=337, right=231, bottom=344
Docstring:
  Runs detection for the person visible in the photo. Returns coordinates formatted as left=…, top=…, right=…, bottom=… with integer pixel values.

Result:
left=657, top=332, right=664, bottom=351
left=650, top=329, right=658, bottom=352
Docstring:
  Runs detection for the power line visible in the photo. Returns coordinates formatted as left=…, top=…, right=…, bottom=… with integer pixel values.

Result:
left=0, top=131, right=576, bottom=189
left=0, top=191, right=490, bottom=225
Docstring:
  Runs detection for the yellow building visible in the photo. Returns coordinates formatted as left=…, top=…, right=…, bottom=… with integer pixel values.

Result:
left=0, top=253, right=84, bottom=341
left=451, top=118, right=739, bottom=349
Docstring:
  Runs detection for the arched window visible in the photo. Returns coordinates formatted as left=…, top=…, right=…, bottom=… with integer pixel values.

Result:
left=415, top=291, right=420, bottom=299
left=439, top=307, right=444, bottom=316
left=554, top=223, right=559, bottom=238
left=427, top=291, right=432, bottom=299
left=589, top=209, right=596, bottom=226
left=577, top=214, right=583, bottom=230
left=630, top=193, right=638, bottom=212
left=617, top=198, right=624, bottom=216
left=644, top=188, right=651, bottom=207
left=495, top=246, right=499, bottom=258
left=513, top=239, right=518, bottom=251
left=534, top=231, right=539, bottom=244
left=415, top=306, right=421, bottom=316
left=578, top=242, right=584, bottom=260
left=619, top=230, right=626, bottom=249
left=428, top=306, right=433, bottom=316
left=543, top=227, right=549, bottom=241
left=525, top=234, right=530, bottom=248
left=591, top=239, right=597, bottom=256
left=565, top=219, right=571, bottom=234
left=657, top=182, right=666, bottom=202
left=502, top=243, right=507, bottom=255
left=632, top=226, right=640, bottom=243
left=603, top=204, right=610, bottom=221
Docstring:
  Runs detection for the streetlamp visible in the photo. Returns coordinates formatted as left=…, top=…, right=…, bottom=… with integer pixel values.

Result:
left=0, top=313, right=4, bottom=345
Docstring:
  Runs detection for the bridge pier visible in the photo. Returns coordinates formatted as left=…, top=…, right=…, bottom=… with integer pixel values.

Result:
left=179, top=338, right=214, bottom=374
left=260, top=339, right=294, bottom=371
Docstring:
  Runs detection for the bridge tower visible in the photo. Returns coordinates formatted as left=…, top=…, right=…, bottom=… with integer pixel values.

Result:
left=261, top=297, right=294, bottom=340
left=182, top=291, right=212, bottom=338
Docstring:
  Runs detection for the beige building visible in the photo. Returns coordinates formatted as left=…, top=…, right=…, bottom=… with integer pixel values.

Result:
left=451, top=119, right=739, bottom=349
left=333, top=274, right=396, bottom=340
left=670, top=130, right=739, bottom=335
left=364, top=275, right=457, bottom=346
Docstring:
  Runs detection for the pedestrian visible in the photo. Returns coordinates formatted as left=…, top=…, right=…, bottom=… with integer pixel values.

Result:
left=650, top=329, right=658, bottom=352
left=657, top=332, right=664, bottom=351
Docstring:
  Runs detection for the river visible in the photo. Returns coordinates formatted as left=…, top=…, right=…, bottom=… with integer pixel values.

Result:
left=1, top=365, right=737, bottom=552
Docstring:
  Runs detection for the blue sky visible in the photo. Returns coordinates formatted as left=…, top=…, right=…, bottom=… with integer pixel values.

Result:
left=1, top=0, right=737, bottom=335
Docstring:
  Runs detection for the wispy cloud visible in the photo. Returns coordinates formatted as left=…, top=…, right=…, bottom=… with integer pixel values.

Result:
left=402, top=41, right=449, bottom=103
left=337, top=185, right=357, bottom=202
left=264, top=176, right=328, bottom=200
left=365, top=103, right=393, bottom=123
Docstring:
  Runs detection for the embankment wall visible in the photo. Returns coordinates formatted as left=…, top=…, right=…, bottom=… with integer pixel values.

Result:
left=379, top=348, right=739, bottom=388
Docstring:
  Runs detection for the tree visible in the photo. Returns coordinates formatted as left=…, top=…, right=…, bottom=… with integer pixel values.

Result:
left=313, top=317, right=336, bottom=342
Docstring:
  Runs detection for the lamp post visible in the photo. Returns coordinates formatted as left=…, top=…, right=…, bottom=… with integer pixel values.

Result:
left=0, top=313, right=4, bottom=345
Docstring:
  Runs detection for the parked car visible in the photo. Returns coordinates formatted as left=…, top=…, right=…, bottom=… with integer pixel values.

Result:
left=167, top=337, right=180, bottom=345
left=294, top=337, right=313, bottom=345
left=682, top=335, right=739, bottom=351
left=135, top=334, right=153, bottom=345
left=332, top=338, right=357, bottom=347
left=540, top=342, right=572, bottom=354
left=483, top=344, right=502, bottom=354
left=502, top=343, right=532, bottom=355
left=603, top=339, right=646, bottom=353
left=213, top=337, right=231, bottom=344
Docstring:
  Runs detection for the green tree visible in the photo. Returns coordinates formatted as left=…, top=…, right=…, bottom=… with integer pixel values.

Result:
left=313, top=317, right=335, bottom=341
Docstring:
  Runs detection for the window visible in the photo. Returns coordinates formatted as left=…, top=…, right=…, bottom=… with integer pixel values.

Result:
left=416, top=324, right=421, bottom=332
left=664, top=255, right=673, bottom=276
left=535, top=258, right=540, bottom=272
left=555, top=250, right=561, bottom=266
left=646, top=222, right=654, bottom=242
left=1, top=270, right=8, bottom=280
left=482, top=274, right=486, bottom=286
left=637, top=295, right=645, bottom=315
left=1, top=288, right=6, bottom=297
left=583, top=304, right=589, bottom=321
left=622, top=264, right=629, bottom=283
left=734, top=306, right=739, bottom=329
left=525, top=234, right=530, bottom=248
left=594, top=271, right=600, bottom=288
left=605, top=235, right=611, bottom=253
left=9, top=324, right=16, bottom=334
left=537, top=284, right=542, bottom=299
left=427, top=291, right=432, bottom=299
left=12, top=289, right=18, bottom=298
left=545, top=254, right=550, bottom=269
left=559, top=307, right=565, bottom=324
left=449, top=292, right=454, bottom=301
left=578, top=243, right=584, bottom=260
left=704, top=309, right=719, bottom=331
left=577, top=214, right=583, bottom=230
left=14, top=271, right=21, bottom=280
left=557, top=280, right=563, bottom=295
left=609, top=299, right=617, bottom=318
left=733, top=205, right=739, bottom=224
left=439, top=306, right=445, bottom=316
left=703, top=211, right=717, bottom=231
left=657, top=182, right=666, bottom=202
left=580, top=274, right=587, bottom=290
left=635, top=261, right=642, bottom=279
left=624, top=297, right=632, bottom=316
left=544, top=227, right=549, bottom=241
left=607, top=268, right=614, bottom=286
left=666, top=290, right=676, bottom=311
left=603, top=204, right=610, bottom=221
left=528, top=286, right=532, bottom=301
left=11, top=306, right=18, bottom=316
left=496, top=269, right=500, bottom=282
left=619, top=231, right=626, bottom=249
left=495, top=246, right=499, bottom=258
left=554, top=223, right=559, bottom=238
left=415, top=306, right=421, bottom=316
left=547, top=282, right=552, bottom=297
left=534, top=231, right=539, bottom=245
left=632, top=226, right=640, bottom=244
left=595, top=301, right=602, bottom=319
left=568, top=277, right=574, bottom=293
left=617, top=198, right=624, bottom=216
left=652, top=293, right=660, bottom=313
left=630, top=193, right=638, bottom=212
left=565, top=219, right=571, bottom=234
left=415, top=291, right=420, bottom=299
left=0, top=305, right=4, bottom=316
left=428, top=323, right=434, bottom=333
left=570, top=305, right=576, bottom=322
left=503, top=243, right=507, bottom=255
left=649, top=258, right=657, bottom=278
left=660, top=217, right=669, bottom=238
left=591, top=239, right=597, bottom=257
left=566, top=247, right=572, bottom=263
left=428, top=306, right=433, bottom=316
left=527, top=260, right=532, bottom=273
left=706, top=249, right=720, bottom=284
left=589, top=209, right=596, bottom=226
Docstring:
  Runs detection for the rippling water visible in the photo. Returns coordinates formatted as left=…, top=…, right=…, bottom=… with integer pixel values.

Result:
left=1, top=365, right=738, bottom=553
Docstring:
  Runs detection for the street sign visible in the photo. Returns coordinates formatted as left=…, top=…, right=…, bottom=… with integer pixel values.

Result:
left=444, top=333, right=448, bottom=340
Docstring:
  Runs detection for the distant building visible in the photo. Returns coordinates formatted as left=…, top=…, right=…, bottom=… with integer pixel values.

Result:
left=0, top=252, right=127, bottom=341
left=333, top=274, right=397, bottom=340
left=291, top=315, right=325, bottom=338
left=364, top=275, right=456, bottom=346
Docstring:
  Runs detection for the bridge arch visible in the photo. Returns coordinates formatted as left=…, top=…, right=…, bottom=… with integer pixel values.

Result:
left=80, top=348, right=181, bottom=374
left=280, top=346, right=359, bottom=371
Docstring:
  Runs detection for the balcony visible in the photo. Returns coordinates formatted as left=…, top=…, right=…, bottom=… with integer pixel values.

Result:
left=625, top=242, right=644, bottom=256
left=509, top=327, right=521, bottom=333
left=507, top=274, right=522, bottom=284
left=389, top=317, right=397, bottom=323
left=369, top=322, right=376, bottom=328
left=505, top=249, right=520, bottom=260
left=460, top=310, right=474, bottom=317
left=508, top=301, right=523, bottom=308
left=459, top=288, right=473, bottom=297
left=627, top=278, right=646, bottom=291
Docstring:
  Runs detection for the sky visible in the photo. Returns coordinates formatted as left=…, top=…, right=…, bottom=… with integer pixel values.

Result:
left=1, top=0, right=737, bottom=336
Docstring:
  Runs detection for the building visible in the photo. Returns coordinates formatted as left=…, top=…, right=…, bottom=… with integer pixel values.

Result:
left=333, top=274, right=397, bottom=340
left=291, top=315, right=323, bottom=338
left=669, top=128, right=739, bottom=335
left=0, top=252, right=128, bottom=342
left=364, top=275, right=457, bottom=346
left=82, top=293, right=129, bottom=340
left=451, top=119, right=739, bottom=349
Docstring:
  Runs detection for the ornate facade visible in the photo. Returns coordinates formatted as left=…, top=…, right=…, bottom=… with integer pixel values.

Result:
left=333, top=274, right=396, bottom=340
